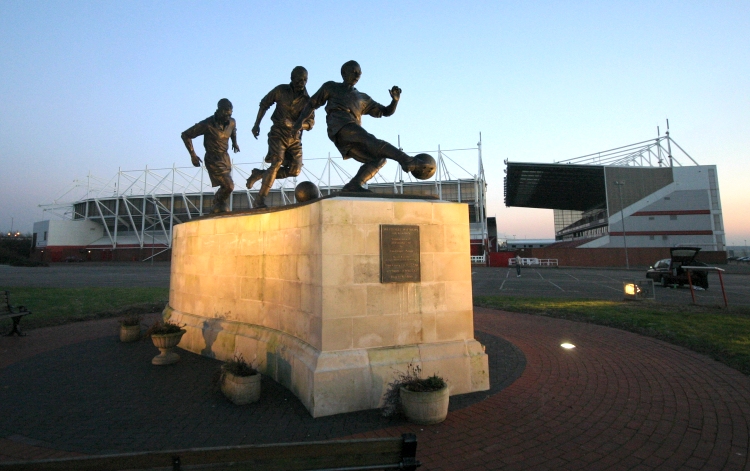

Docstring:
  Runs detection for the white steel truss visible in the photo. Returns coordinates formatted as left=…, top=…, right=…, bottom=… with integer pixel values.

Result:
left=555, top=133, right=699, bottom=167
left=39, top=139, right=488, bottom=257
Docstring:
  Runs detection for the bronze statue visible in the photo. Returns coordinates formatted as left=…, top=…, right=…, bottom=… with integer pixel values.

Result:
left=246, top=66, right=315, bottom=208
left=181, top=98, right=240, bottom=214
left=292, top=60, right=435, bottom=192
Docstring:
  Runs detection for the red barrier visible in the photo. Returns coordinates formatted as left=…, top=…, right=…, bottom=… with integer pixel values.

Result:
left=489, top=252, right=516, bottom=267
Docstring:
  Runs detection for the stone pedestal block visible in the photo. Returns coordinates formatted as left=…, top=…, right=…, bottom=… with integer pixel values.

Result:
left=165, top=196, right=489, bottom=417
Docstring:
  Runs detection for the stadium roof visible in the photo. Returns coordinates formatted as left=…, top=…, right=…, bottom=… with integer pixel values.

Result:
left=504, top=162, right=606, bottom=211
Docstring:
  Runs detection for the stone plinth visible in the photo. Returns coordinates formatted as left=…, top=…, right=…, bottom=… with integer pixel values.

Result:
left=165, top=196, right=489, bottom=417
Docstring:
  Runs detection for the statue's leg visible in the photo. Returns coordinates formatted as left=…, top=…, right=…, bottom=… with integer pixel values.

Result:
left=275, top=141, right=303, bottom=180
left=246, top=168, right=265, bottom=189
left=336, top=125, right=416, bottom=191
left=206, top=153, right=234, bottom=213
left=247, top=131, right=283, bottom=192
left=212, top=174, right=235, bottom=213
left=275, top=167, right=290, bottom=179
left=256, top=152, right=285, bottom=209
left=369, top=139, right=416, bottom=172
left=253, top=135, right=287, bottom=209
left=342, top=158, right=387, bottom=192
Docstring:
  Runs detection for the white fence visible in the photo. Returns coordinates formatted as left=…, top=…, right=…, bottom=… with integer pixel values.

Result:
left=471, top=255, right=486, bottom=264
left=509, top=258, right=558, bottom=267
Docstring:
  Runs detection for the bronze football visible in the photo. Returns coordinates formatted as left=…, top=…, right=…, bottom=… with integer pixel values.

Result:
left=410, top=153, right=437, bottom=180
left=295, top=181, right=320, bottom=203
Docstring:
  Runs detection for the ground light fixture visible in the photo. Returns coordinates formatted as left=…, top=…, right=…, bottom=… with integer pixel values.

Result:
left=623, top=280, right=655, bottom=301
left=624, top=283, right=641, bottom=297
left=560, top=343, right=576, bottom=349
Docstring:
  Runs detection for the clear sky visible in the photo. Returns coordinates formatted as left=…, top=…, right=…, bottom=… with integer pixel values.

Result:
left=1, top=1, right=748, bottom=245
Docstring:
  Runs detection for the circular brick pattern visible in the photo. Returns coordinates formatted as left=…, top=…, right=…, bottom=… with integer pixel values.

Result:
left=348, top=308, right=750, bottom=470
left=0, top=319, right=523, bottom=457
left=3, top=308, right=750, bottom=470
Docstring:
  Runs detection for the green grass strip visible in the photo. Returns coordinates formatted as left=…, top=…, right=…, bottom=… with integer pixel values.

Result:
left=475, top=296, right=750, bottom=376
left=1, top=287, right=169, bottom=330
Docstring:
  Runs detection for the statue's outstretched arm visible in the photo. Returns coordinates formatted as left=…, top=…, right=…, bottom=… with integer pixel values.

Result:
left=383, top=86, right=401, bottom=116
left=252, top=108, right=266, bottom=140
left=292, top=101, right=315, bottom=136
left=181, top=129, right=202, bottom=167
left=302, top=111, right=315, bottom=131
left=231, top=126, right=240, bottom=153
left=293, top=83, right=328, bottom=135
left=253, top=89, right=277, bottom=139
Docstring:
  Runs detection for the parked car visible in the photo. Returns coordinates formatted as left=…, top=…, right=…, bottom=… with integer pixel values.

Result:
left=645, top=247, right=708, bottom=289
left=645, top=258, right=671, bottom=284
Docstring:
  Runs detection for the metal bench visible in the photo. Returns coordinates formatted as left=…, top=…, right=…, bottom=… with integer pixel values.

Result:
left=1, top=291, right=31, bottom=337
left=0, top=433, right=420, bottom=471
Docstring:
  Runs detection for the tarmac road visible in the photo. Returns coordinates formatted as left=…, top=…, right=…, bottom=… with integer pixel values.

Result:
left=472, top=265, right=750, bottom=307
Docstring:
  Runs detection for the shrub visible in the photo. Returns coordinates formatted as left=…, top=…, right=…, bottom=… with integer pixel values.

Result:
left=381, top=363, right=446, bottom=417
left=144, top=320, right=184, bottom=337
left=221, top=353, right=258, bottom=379
left=0, top=247, right=48, bottom=267
left=120, top=315, right=143, bottom=327
left=0, top=238, right=32, bottom=258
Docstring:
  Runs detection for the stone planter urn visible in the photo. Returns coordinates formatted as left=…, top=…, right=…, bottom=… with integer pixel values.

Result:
left=221, top=371, right=261, bottom=405
left=119, top=324, right=141, bottom=343
left=150, top=330, right=186, bottom=365
left=400, top=385, right=450, bottom=425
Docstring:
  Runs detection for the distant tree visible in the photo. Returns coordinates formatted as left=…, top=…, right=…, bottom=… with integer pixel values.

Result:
left=0, top=234, right=46, bottom=266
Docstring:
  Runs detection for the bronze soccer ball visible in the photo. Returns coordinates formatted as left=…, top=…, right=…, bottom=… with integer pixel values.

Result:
left=295, top=181, right=320, bottom=203
left=410, top=153, right=437, bottom=180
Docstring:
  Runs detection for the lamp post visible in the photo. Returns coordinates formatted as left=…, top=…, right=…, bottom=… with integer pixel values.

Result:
left=614, top=181, right=630, bottom=270
left=151, top=228, right=155, bottom=266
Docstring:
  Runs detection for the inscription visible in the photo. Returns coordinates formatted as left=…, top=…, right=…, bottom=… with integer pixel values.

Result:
left=380, top=225, right=420, bottom=283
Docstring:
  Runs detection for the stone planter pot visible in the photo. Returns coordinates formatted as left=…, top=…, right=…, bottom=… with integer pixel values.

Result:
left=150, top=330, right=186, bottom=365
left=221, top=371, right=261, bottom=405
left=400, top=385, right=449, bottom=425
left=119, top=324, right=141, bottom=343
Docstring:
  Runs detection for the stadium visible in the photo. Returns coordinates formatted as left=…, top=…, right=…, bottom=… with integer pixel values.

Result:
left=32, top=131, right=727, bottom=267
left=503, top=130, right=726, bottom=266
left=32, top=143, right=491, bottom=263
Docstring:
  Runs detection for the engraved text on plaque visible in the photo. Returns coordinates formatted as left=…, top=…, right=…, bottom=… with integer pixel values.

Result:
left=380, top=225, right=420, bottom=283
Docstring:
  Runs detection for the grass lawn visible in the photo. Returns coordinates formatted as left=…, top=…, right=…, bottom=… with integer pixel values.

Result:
left=475, top=296, right=750, bottom=376
left=1, top=287, right=169, bottom=330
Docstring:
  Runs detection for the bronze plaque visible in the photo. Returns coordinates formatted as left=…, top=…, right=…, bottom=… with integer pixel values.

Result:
left=380, top=225, right=421, bottom=283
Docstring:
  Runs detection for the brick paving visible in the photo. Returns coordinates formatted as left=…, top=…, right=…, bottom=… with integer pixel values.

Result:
left=0, top=312, right=522, bottom=460
left=351, top=308, right=750, bottom=470
left=2, top=307, right=750, bottom=470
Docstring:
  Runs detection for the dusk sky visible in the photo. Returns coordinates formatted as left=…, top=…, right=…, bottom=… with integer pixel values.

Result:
left=1, top=1, right=748, bottom=245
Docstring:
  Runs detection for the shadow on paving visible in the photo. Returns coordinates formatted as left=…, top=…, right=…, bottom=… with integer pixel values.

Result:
left=0, top=330, right=524, bottom=455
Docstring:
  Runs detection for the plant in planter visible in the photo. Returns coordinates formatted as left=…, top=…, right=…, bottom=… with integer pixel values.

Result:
left=381, top=363, right=449, bottom=425
left=118, top=315, right=143, bottom=343
left=144, top=321, right=186, bottom=365
left=219, top=353, right=261, bottom=405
